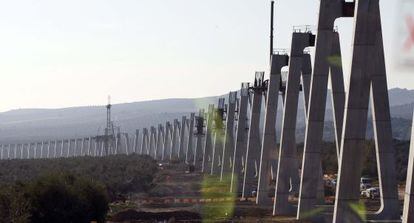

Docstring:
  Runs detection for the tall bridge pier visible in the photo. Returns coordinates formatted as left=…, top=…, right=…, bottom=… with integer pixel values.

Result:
left=242, top=72, right=266, bottom=199
left=257, top=53, right=288, bottom=205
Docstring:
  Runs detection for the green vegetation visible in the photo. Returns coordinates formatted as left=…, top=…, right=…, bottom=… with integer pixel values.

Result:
left=0, top=154, right=158, bottom=222
left=298, top=140, right=411, bottom=182
left=201, top=174, right=235, bottom=222
left=0, top=173, right=108, bottom=223
left=0, top=154, right=158, bottom=200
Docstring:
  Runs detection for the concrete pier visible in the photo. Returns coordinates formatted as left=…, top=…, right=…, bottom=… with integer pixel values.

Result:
left=171, top=119, right=180, bottom=160
left=3, top=145, right=7, bottom=160
left=333, top=1, right=400, bottom=222
left=186, top=113, right=195, bottom=164
left=81, top=138, right=85, bottom=156
left=15, top=144, right=19, bottom=159
left=39, top=142, right=44, bottom=158
left=140, top=128, right=148, bottom=155
left=242, top=72, right=265, bottom=199
left=194, top=109, right=205, bottom=169
left=9, top=144, right=16, bottom=160
left=53, top=140, right=57, bottom=158
left=66, top=140, right=71, bottom=158
left=34, top=143, right=38, bottom=159
left=156, top=124, right=164, bottom=160
left=297, top=0, right=351, bottom=220
left=93, top=140, right=98, bottom=157
left=221, top=92, right=237, bottom=180
left=47, top=141, right=51, bottom=158
left=202, top=105, right=215, bottom=173
left=403, top=114, right=414, bottom=222
left=274, top=31, right=315, bottom=215
left=0, top=145, right=3, bottom=160
left=257, top=53, right=288, bottom=205
left=230, top=83, right=248, bottom=194
left=162, top=121, right=172, bottom=160
left=155, top=126, right=160, bottom=158
left=60, top=140, right=64, bottom=157
left=4, top=145, right=7, bottom=160
left=148, top=127, right=155, bottom=157
left=12, top=144, right=16, bottom=159
left=87, top=137, right=91, bottom=156
left=178, top=116, right=187, bottom=161
left=211, top=98, right=226, bottom=175
left=74, top=139, right=78, bottom=157
left=1, top=145, right=4, bottom=160
left=133, top=130, right=140, bottom=154
left=9, top=145, right=12, bottom=159
left=101, top=139, right=106, bottom=156
left=124, top=133, right=130, bottom=155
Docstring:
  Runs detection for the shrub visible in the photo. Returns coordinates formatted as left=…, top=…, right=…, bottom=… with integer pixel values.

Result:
left=0, top=173, right=109, bottom=223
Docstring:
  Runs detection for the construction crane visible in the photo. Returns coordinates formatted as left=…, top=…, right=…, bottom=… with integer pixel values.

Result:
left=93, top=96, right=118, bottom=156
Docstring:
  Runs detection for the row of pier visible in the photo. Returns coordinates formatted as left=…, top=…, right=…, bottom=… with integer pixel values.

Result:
left=2, top=0, right=414, bottom=222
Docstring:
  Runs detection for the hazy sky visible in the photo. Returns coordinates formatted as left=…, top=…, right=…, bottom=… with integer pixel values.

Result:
left=0, top=0, right=411, bottom=111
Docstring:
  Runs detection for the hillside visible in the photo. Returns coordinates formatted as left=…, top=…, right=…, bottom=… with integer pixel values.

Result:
left=0, top=88, right=412, bottom=143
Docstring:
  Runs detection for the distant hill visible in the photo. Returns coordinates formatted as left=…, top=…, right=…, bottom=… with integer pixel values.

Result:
left=0, top=88, right=412, bottom=144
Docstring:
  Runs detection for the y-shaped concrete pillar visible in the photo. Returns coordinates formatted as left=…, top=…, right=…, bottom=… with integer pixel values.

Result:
left=242, top=72, right=266, bottom=199
left=2, top=145, right=6, bottom=160
left=124, top=133, right=130, bottom=155
left=149, top=126, right=156, bottom=157
left=11, top=144, right=15, bottom=160
left=178, top=116, right=187, bottom=161
left=274, top=31, right=315, bottom=215
left=403, top=113, right=414, bottom=223
left=154, top=126, right=160, bottom=158
left=33, top=143, right=38, bottom=159
left=202, top=105, right=215, bottom=173
left=133, top=130, right=140, bottom=154
left=186, top=113, right=195, bottom=164
left=162, top=121, right=171, bottom=161
left=333, top=1, right=399, bottom=222
left=22, top=144, right=26, bottom=159
left=60, top=140, right=64, bottom=158
left=21, top=144, right=29, bottom=159
left=13, top=144, right=17, bottom=159
left=194, top=109, right=205, bottom=169
left=80, top=138, right=84, bottom=156
left=67, top=140, right=72, bottom=158
left=171, top=119, right=180, bottom=160
left=6, top=144, right=10, bottom=159
left=14, top=144, right=17, bottom=159
left=11, top=144, right=14, bottom=159
left=297, top=0, right=351, bottom=220
left=46, top=141, right=51, bottom=158
left=73, top=139, right=78, bottom=157
left=140, top=128, right=148, bottom=155
left=10, top=144, right=17, bottom=159
left=39, top=142, right=44, bottom=159
left=53, top=140, right=57, bottom=158
left=211, top=98, right=226, bottom=175
left=74, top=139, right=78, bottom=157
left=15, top=144, right=20, bottom=159
left=3, top=145, right=7, bottom=160
left=156, top=124, right=164, bottom=160
left=9, top=144, right=13, bottom=160
left=257, top=53, right=289, bottom=205
left=1, top=145, right=7, bottom=160
left=221, top=92, right=237, bottom=181
left=93, top=139, right=98, bottom=157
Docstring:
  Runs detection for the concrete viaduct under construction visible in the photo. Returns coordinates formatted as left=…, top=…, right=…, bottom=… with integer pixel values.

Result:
left=2, top=0, right=414, bottom=222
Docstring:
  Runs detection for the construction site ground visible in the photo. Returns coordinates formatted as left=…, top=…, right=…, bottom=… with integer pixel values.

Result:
left=107, top=162, right=402, bottom=222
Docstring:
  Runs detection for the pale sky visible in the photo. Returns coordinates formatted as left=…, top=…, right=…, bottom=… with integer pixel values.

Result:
left=0, top=0, right=411, bottom=111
